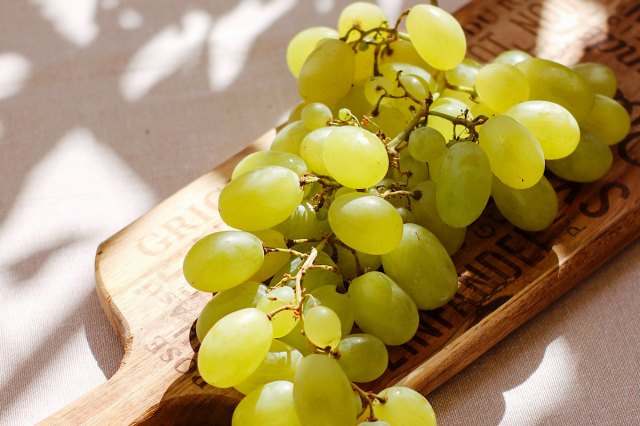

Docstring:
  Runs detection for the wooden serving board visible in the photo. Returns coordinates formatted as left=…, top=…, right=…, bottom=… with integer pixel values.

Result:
left=43, top=0, right=640, bottom=425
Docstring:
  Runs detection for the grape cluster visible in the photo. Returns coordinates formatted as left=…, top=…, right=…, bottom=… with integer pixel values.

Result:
left=183, top=2, right=630, bottom=425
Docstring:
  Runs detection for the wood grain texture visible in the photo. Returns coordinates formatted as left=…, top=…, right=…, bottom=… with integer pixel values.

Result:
left=41, top=0, right=640, bottom=424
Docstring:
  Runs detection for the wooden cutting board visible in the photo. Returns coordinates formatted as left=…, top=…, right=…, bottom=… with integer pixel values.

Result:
left=42, top=0, right=640, bottom=424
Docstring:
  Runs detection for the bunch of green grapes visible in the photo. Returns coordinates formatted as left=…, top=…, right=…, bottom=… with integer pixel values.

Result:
left=182, top=2, right=630, bottom=425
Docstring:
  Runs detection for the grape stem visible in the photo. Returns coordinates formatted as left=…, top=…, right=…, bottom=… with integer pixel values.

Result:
left=264, top=246, right=308, bottom=259
left=351, top=383, right=388, bottom=421
left=428, top=111, right=488, bottom=141
left=301, top=174, right=342, bottom=188
left=387, top=101, right=431, bottom=149
left=295, top=247, right=318, bottom=305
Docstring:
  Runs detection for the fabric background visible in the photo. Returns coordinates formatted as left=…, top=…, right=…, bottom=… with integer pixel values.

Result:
left=0, top=0, right=638, bottom=425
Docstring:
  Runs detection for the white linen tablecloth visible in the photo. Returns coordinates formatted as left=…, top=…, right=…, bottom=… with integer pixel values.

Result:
left=1, top=0, right=638, bottom=425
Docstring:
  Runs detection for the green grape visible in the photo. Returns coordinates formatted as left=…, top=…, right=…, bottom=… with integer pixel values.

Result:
left=516, top=57, right=595, bottom=121
left=493, top=49, right=531, bottom=66
left=382, top=223, right=457, bottom=310
left=309, top=285, right=355, bottom=337
left=373, top=387, right=437, bottom=426
left=408, top=126, right=447, bottom=162
left=234, top=341, right=303, bottom=395
left=364, top=76, right=397, bottom=105
left=219, top=166, right=303, bottom=231
left=270, top=250, right=342, bottom=292
left=370, top=104, right=410, bottom=138
left=504, top=100, right=580, bottom=160
left=279, top=320, right=316, bottom=356
left=304, top=306, right=342, bottom=349
left=580, top=94, right=631, bottom=145
left=381, top=40, right=435, bottom=75
left=572, top=62, right=617, bottom=98
left=232, top=151, right=308, bottom=180
left=406, top=4, right=466, bottom=70
left=250, top=230, right=290, bottom=282
left=337, top=2, right=388, bottom=40
left=333, top=186, right=357, bottom=199
left=396, top=206, right=415, bottom=224
left=298, top=39, right=355, bottom=106
left=256, top=286, right=298, bottom=338
left=196, top=281, right=264, bottom=342
left=334, top=84, right=373, bottom=119
left=436, top=142, right=492, bottom=227
left=439, top=88, right=476, bottom=108
left=427, top=154, right=444, bottom=182
left=273, top=201, right=331, bottom=240
left=379, top=62, right=434, bottom=94
left=547, top=129, right=613, bottom=182
left=471, top=101, right=497, bottom=119
left=492, top=175, right=558, bottom=231
left=333, top=245, right=381, bottom=281
left=348, top=271, right=419, bottom=345
left=475, top=63, right=529, bottom=113
left=287, top=26, right=339, bottom=78
left=301, top=102, right=333, bottom=130
left=183, top=231, right=264, bottom=292
left=198, top=308, right=272, bottom=388
left=323, top=126, right=389, bottom=188
left=410, top=180, right=466, bottom=255
left=478, top=115, right=544, bottom=189
left=271, top=120, right=310, bottom=155
left=400, top=74, right=428, bottom=101
left=288, top=102, right=305, bottom=123
left=398, top=152, right=429, bottom=187
left=328, top=193, right=403, bottom=255
left=232, top=381, right=302, bottom=426
left=293, top=354, right=357, bottom=426
left=445, top=57, right=481, bottom=88
left=353, top=45, right=376, bottom=83
left=427, top=98, right=471, bottom=140
left=337, top=334, right=388, bottom=383
left=300, top=126, right=334, bottom=176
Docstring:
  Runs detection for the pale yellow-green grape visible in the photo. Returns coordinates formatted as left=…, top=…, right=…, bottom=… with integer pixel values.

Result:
left=250, top=230, right=290, bottom=282
left=288, top=102, right=305, bottom=123
left=353, top=45, right=376, bottom=83
left=493, top=49, right=531, bottom=66
left=427, top=151, right=444, bottom=182
left=478, top=115, right=545, bottom=189
left=337, top=2, right=388, bottom=40
left=183, top=231, right=264, bottom=292
left=271, top=121, right=310, bottom=155
left=436, top=142, right=492, bottom=227
left=336, top=334, right=388, bottom=383
left=580, top=94, right=631, bottom=145
left=516, top=57, right=595, bottom=121
left=398, top=153, right=429, bottom=187
left=270, top=251, right=342, bottom=292
left=256, top=286, right=298, bottom=339
left=364, top=76, right=397, bottom=107
left=234, top=340, right=303, bottom=395
left=348, top=271, right=419, bottom=345
left=410, top=180, right=466, bottom=255
left=333, top=84, right=373, bottom=120
left=439, top=88, right=476, bottom=109
left=373, top=387, right=437, bottom=426
left=286, top=26, right=339, bottom=78
left=471, top=101, right=497, bottom=119
left=333, top=245, right=381, bottom=281
left=279, top=320, right=316, bottom=356
left=396, top=206, right=415, bottom=224
left=379, top=62, right=434, bottom=94
left=300, top=126, right=333, bottom=176
left=475, top=63, right=529, bottom=113
left=232, top=151, right=308, bottom=180
left=406, top=4, right=466, bottom=70
left=309, top=285, right=355, bottom=336
left=301, top=102, right=333, bottom=131
left=219, top=166, right=303, bottom=231
left=400, top=75, right=428, bottom=101
left=381, top=223, right=458, bottom=310
left=370, top=104, right=410, bottom=138
left=504, top=100, right=580, bottom=160
left=303, top=306, right=342, bottom=349
left=572, top=62, right=617, bottom=98
left=408, top=126, right=447, bottom=162
left=323, top=126, right=388, bottom=188
left=427, top=98, right=471, bottom=140
left=198, top=308, right=272, bottom=388
left=298, top=39, right=355, bottom=106
left=445, top=57, right=481, bottom=88
left=381, top=40, right=435, bottom=76
left=547, top=130, right=613, bottom=182
left=293, top=354, right=357, bottom=426
left=195, top=281, right=264, bottom=342
left=333, top=186, right=357, bottom=199
left=329, top=193, right=403, bottom=255
left=492, top=175, right=558, bottom=231
left=274, top=201, right=330, bottom=240
left=232, top=380, right=302, bottom=426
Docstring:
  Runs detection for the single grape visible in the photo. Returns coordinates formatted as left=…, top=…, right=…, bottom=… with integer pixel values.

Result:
left=378, top=62, right=434, bottom=95
left=256, top=286, right=298, bottom=338
left=406, top=4, right=466, bottom=70
left=445, top=57, right=481, bottom=88
left=408, top=126, right=447, bottom=163
left=373, top=387, right=437, bottom=426
left=304, top=306, right=342, bottom=349
left=273, top=200, right=331, bottom=240
left=232, top=150, right=307, bottom=179
left=250, top=229, right=290, bottom=282
left=218, top=165, right=303, bottom=231
left=337, top=334, right=388, bottom=383
left=300, top=126, right=334, bottom=176
left=381, top=223, right=458, bottom=310
left=301, top=102, right=333, bottom=130
left=337, top=2, right=388, bottom=40
left=398, top=153, right=430, bottom=187
left=198, top=308, right=272, bottom=388
left=232, top=380, right=302, bottom=426
left=309, top=285, right=355, bottom=337
left=293, top=354, right=357, bottom=426
left=427, top=98, right=471, bottom=140
left=348, top=271, right=419, bottom=345
left=279, top=320, right=316, bottom=356
left=580, top=94, right=631, bottom=145
left=183, top=231, right=264, bottom=293
left=492, top=175, right=558, bottom=231
left=547, top=130, right=613, bottom=182
left=380, top=40, right=434, bottom=74
left=396, top=206, right=415, bottom=224
left=271, top=120, right=310, bottom=155
left=572, top=62, right=617, bottom=98
left=353, top=45, right=376, bottom=83
left=493, top=49, right=531, bottom=66
left=369, top=104, right=410, bottom=138
left=475, top=63, right=529, bottom=112
left=334, top=84, right=373, bottom=119
left=328, top=193, right=403, bottom=255
left=286, top=26, right=339, bottom=78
